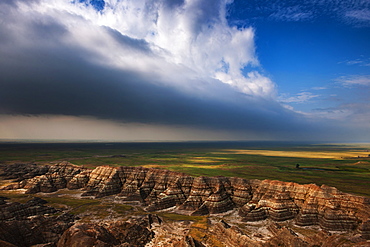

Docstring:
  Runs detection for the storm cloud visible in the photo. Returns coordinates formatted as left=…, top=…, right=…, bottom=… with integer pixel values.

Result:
left=0, top=0, right=365, bottom=141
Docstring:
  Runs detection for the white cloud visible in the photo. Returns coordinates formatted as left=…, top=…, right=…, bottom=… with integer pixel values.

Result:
left=336, top=75, right=370, bottom=87
left=12, top=0, right=274, bottom=98
left=278, top=92, right=319, bottom=104
left=346, top=60, right=363, bottom=65
left=343, top=9, right=370, bottom=26
left=308, top=108, right=353, bottom=120
left=215, top=71, right=276, bottom=97
left=345, top=9, right=370, bottom=21
left=308, top=103, right=370, bottom=126
left=312, top=87, right=326, bottom=90
left=339, top=58, right=370, bottom=67
left=269, top=6, right=313, bottom=22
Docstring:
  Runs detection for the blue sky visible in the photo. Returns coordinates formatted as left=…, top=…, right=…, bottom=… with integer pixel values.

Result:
left=0, top=0, right=369, bottom=142
left=228, top=0, right=370, bottom=115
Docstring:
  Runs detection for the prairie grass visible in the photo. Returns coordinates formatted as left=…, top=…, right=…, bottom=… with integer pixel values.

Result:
left=0, top=191, right=34, bottom=203
left=224, top=149, right=369, bottom=159
left=157, top=212, right=204, bottom=222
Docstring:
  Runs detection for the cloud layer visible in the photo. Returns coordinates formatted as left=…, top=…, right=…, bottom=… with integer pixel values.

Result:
left=0, top=0, right=368, bottom=141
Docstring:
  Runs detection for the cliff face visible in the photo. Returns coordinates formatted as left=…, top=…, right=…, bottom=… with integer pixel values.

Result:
left=1, top=162, right=370, bottom=240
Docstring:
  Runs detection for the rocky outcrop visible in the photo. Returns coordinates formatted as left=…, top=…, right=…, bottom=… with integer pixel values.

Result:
left=57, top=223, right=120, bottom=247
left=182, top=236, right=205, bottom=247
left=238, top=180, right=370, bottom=234
left=187, top=219, right=370, bottom=247
left=57, top=215, right=155, bottom=247
left=0, top=197, right=76, bottom=247
left=0, top=197, right=57, bottom=220
left=2, top=163, right=370, bottom=240
left=1, top=161, right=88, bottom=193
left=208, top=221, right=258, bottom=247
left=0, top=163, right=50, bottom=181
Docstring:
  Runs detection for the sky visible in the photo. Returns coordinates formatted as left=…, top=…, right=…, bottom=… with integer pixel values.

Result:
left=0, top=0, right=369, bottom=142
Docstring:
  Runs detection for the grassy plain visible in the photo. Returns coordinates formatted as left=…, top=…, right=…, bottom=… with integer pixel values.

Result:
left=0, top=141, right=369, bottom=197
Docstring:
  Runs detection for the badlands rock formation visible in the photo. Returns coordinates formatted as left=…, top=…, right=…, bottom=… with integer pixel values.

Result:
left=0, top=194, right=156, bottom=247
left=1, top=162, right=370, bottom=245
left=0, top=196, right=76, bottom=246
left=57, top=215, right=155, bottom=247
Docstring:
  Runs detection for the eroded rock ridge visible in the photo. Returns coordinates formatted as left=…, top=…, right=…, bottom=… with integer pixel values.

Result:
left=0, top=196, right=76, bottom=247
left=1, top=162, right=370, bottom=240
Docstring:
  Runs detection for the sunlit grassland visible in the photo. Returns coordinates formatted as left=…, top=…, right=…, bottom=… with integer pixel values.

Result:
left=0, top=142, right=369, bottom=197
left=224, top=149, right=369, bottom=159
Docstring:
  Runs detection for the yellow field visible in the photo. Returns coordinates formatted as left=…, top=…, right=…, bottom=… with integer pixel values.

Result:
left=181, top=164, right=227, bottom=169
left=187, top=157, right=219, bottom=163
left=221, top=149, right=370, bottom=159
left=143, top=164, right=228, bottom=169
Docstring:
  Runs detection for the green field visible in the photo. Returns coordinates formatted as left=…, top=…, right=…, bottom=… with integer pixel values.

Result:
left=0, top=141, right=369, bottom=197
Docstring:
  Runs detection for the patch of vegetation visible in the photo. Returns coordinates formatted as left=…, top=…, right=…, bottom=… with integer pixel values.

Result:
left=158, top=212, right=204, bottom=222
left=0, top=191, right=34, bottom=203
left=41, top=196, right=99, bottom=211
left=112, top=204, right=133, bottom=215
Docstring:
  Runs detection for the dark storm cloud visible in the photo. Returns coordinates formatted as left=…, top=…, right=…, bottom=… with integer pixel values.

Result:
left=0, top=22, right=308, bottom=138
left=0, top=0, right=341, bottom=140
left=0, top=39, right=303, bottom=133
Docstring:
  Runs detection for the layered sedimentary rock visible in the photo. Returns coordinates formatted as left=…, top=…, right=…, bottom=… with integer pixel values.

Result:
left=194, top=219, right=370, bottom=247
left=57, top=215, right=155, bottom=247
left=1, top=162, right=88, bottom=193
left=179, top=176, right=236, bottom=216
left=0, top=196, right=57, bottom=220
left=208, top=221, right=257, bottom=247
left=0, top=163, right=50, bottom=181
left=1, top=162, right=370, bottom=240
left=239, top=180, right=370, bottom=234
left=0, top=197, right=76, bottom=247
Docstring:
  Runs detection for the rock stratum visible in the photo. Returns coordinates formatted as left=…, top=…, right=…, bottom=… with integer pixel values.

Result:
left=0, top=196, right=76, bottom=247
left=1, top=162, right=370, bottom=246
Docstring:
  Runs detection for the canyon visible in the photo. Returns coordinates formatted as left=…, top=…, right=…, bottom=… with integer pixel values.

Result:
left=1, top=161, right=370, bottom=246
